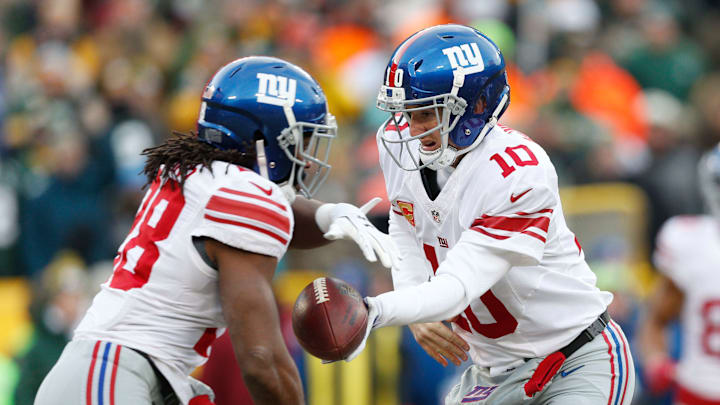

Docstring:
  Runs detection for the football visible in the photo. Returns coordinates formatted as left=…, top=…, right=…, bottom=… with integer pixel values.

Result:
left=292, top=277, right=368, bottom=361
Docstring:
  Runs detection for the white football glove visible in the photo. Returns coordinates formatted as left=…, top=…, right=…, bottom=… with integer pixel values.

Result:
left=345, top=296, right=380, bottom=362
left=315, top=198, right=399, bottom=269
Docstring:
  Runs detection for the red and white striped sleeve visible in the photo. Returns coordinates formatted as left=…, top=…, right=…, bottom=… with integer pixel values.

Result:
left=192, top=180, right=293, bottom=259
left=462, top=183, right=557, bottom=265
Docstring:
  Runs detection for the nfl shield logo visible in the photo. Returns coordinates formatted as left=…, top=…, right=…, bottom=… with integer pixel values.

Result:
left=431, top=209, right=441, bottom=223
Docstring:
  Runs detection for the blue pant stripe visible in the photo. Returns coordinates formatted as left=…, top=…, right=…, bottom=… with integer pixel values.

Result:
left=97, top=342, right=112, bottom=405
left=607, top=326, right=624, bottom=405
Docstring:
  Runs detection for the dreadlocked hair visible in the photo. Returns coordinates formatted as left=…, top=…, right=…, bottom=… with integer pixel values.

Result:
left=142, top=131, right=256, bottom=189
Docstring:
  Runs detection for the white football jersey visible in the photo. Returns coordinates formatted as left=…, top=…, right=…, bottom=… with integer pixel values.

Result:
left=654, top=215, right=720, bottom=398
left=378, top=122, right=612, bottom=373
left=74, top=161, right=294, bottom=403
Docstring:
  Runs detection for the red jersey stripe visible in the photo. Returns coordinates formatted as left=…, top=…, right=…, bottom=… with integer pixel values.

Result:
left=205, top=214, right=288, bottom=244
left=218, top=187, right=286, bottom=211
left=472, top=215, right=550, bottom=234
left=470, top=227, right=510, bottom=240
left=207, top=196, right=290, bottom=233
left=574, top=236, right=582, bottom=255
left=193, top=327, right=218, bottom=357
left=471, top=227, right=547, bottom=243
left=515, top=209, right=554, bottom=216
left=423, top=244, right=440, bottom=274
left=385, top=120, right=409, bottom=132
left=676, top=386, right=720, bottom=405
left=521, top=230, right=546, bottom=243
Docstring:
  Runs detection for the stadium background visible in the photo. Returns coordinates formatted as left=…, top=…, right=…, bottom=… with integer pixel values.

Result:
left=0, top=0, right=718, bottom=403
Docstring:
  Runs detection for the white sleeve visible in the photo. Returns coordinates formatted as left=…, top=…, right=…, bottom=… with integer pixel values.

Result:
left=460, top=148, right=559, bottom=265
left=388, top=209, right=432, bottom=290
left=372, top=243, right=511, bottom=328
left=190, top=178, right=293, bottom=259
left=462, top=183, right=556, bottom=265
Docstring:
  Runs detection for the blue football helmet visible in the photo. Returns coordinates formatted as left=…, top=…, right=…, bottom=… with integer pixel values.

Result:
left=699, top=143, right=720, bottom=219
left=376, top=24, right=510, bottom=170
left=197, top=56, right=336, bottom=200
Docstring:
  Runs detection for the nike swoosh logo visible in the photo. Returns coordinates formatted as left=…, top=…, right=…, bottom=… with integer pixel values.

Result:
left=560, top=365, right=585, bottom=377
left=250, top=182, right=273, bottom=196
left=510, top=188, right=532, bottom=203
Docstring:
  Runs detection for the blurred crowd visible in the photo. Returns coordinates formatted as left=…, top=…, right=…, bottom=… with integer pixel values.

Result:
left=1, top=0, right=720, bottom=404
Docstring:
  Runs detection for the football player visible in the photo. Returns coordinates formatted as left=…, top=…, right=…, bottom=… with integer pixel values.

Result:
left=347, top=24, right=635, bottom=404
left=34, top=57, right=396, bottom=405
left=638, top=144, right=720, bottom=404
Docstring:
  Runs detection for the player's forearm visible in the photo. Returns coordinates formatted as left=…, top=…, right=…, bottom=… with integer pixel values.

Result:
left=239, top=349, right=304, bottom=405
left=373, top=273, right=469, bottom=327
left=289, top=196, right=329, bottom=249
left=373, top=243, right=512, bottom=327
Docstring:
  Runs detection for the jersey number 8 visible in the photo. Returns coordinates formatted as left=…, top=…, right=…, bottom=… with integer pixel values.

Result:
left=110, top=179, right=186, bottom=291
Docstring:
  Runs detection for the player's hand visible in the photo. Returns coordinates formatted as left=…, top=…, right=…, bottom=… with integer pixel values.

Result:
left=343, top=297, right=380, bottom=362
left=409, top=322, right=469, bottom=367
left=316, top=198, right=399, bottom=269
left=645, top=356, right=676, bottom=394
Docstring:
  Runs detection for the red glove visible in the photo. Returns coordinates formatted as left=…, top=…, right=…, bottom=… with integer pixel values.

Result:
left=645, top=357, right=676, bottom=394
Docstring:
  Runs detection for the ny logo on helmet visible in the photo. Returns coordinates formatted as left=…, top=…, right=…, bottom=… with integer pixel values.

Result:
left=256, top=73, right=297, bottom=107
left=442, top=43, right=485, bottom=75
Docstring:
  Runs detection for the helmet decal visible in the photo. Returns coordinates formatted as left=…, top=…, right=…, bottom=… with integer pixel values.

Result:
left=384, top=66, right=404, bottom=87
left=256, top=73, right=297, bottom=107
left=442, top=43, right=485, bottom=74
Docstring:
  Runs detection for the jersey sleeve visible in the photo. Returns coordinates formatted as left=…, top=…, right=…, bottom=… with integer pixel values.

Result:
left=388, top=204, right=433, bottom=290
left=191, top=176, right=293, bottom=259
left=459, top=148, right=559, bottom=265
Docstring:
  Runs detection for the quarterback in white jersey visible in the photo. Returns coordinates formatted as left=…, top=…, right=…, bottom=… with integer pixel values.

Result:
left=381, top=122, right=612, bottom=370
left=639, top=145, right=720, bottom=404
left=35, top=57, right=396, bottom=405
left=346, top=25, right=635, bottom=405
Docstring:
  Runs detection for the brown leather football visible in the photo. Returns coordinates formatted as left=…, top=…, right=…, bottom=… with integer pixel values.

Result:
left=292, top=277, right=368, bottom=361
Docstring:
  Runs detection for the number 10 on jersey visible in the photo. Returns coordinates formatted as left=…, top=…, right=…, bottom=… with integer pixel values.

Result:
left=424, top=244, right=518, bottom=338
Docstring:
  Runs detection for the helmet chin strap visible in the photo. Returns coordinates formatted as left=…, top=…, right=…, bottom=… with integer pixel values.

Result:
left=420, top=91, right=509, bottom=171
left=419, top=145, right=458, bottom=170
left=255, top=139, right=270, bottom=179
left=279, top=184, right=297, bottom=204
left=256, top=138, right=297, bottom=204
